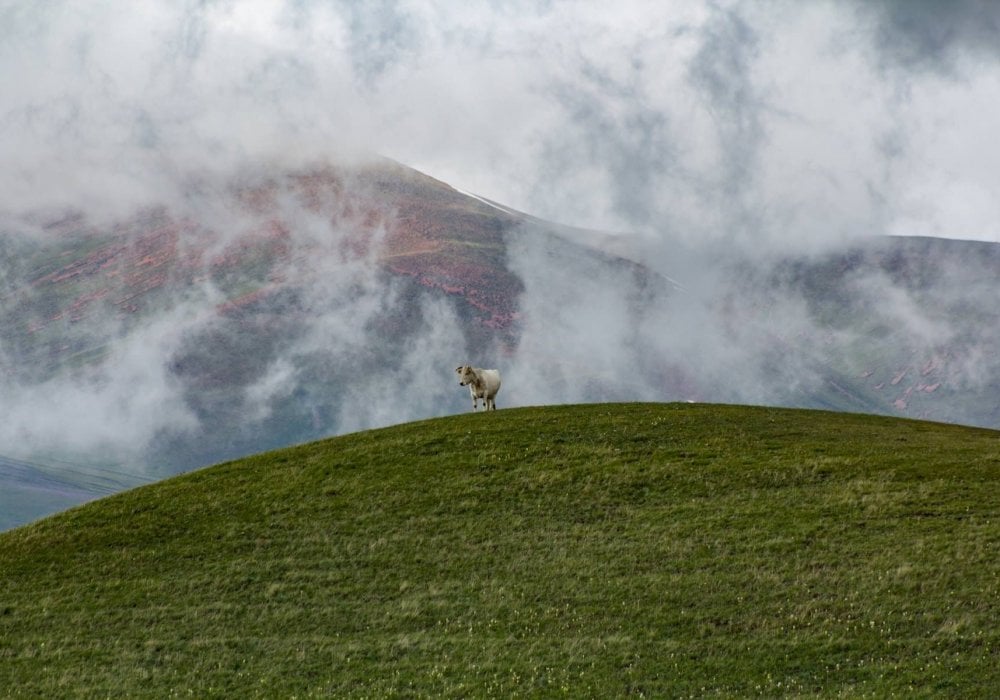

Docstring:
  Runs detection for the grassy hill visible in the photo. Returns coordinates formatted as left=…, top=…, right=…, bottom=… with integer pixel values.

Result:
left=1, top=403, right=997, bottom=697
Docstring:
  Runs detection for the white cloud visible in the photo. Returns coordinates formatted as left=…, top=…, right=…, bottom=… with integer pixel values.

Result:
left=3, top=0, right=1000, bottom=243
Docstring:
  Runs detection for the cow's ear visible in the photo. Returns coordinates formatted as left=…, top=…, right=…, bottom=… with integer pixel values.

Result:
left=455, top=366, right=463, bottom=372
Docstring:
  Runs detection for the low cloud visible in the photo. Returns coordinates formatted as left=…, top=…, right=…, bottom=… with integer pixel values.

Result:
left=5, top=1, right=1000, bottom=245
left=0, top=307, right=200, bottom=465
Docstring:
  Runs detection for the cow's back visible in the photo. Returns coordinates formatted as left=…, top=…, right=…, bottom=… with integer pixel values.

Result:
left=480, top=369, right=501, bottom=396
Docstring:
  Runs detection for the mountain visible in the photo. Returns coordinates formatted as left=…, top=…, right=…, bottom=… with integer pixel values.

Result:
left=0, top=454, right=150, bottom=532
left=0, top=157, right=669, bottom=527
left=740, top=235, right=1000, bottom=425
left=3, top=156, right=1000, bottom=530
left=1, top=404, right=997, bottom=696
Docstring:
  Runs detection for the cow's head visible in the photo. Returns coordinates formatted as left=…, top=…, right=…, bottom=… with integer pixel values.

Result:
left=456, top=365, right=476, bottom=386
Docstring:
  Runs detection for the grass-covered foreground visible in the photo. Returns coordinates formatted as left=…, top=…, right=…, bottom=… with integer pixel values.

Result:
left=0, top=403, right=997, bottom=697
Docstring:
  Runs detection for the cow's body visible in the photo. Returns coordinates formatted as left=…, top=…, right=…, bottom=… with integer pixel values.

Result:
left=456, top=366, right=501, bottom=411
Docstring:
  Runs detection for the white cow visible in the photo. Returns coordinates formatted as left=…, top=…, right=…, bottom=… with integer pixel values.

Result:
left=455, top=365, right=502, bottom=411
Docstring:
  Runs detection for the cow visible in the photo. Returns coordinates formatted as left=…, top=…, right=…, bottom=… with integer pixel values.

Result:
left=455, top=365, right=502, bottom=411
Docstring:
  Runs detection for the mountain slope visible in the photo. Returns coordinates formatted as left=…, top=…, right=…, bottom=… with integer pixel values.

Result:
left=5, top=156, right=1000, bottom=532
left=0, top=157, right=673, bottom=529
left=1, top=404, right=997, bottom=696
left=0, top=455, right=151, bottom=532
left=770, top=235, right=1000, bottom=425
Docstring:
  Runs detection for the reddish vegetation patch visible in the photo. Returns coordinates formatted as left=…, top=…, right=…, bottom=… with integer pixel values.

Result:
left=385, top=255, right=521, bottom=330
left=920, top=357, right=942, bottom=376
left=858, top=347, right=955, bottom=416
left=233, top=163, right=525, bottom=331
left=25, top=212, right=298, bottom=336
left=24, top=161, right=527, bottom=347
left=383, top=227, right=443, bottom=258
left=216, top=286, right=281, bottom=317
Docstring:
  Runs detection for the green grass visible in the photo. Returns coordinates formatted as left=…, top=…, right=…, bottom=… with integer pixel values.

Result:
left=1, top=403, right=998, bottom=697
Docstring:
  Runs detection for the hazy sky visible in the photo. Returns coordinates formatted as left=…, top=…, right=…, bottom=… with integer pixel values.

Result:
left=3, top=0, right=1000, bottom=246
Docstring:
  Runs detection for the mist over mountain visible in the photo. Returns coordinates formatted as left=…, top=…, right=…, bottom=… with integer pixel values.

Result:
left=3, top=159, right=999, bottom=478
left=3, top=154, right=1000, bottom=531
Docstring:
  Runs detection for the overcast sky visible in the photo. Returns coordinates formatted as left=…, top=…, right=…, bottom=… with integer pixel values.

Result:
left=3, top=0, right=1000, bottom=246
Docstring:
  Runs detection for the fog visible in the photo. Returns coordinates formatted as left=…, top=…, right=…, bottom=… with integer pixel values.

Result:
left=2, top=1, right=1000, bottom=477
left=6, top=2, right=1000, bottom=244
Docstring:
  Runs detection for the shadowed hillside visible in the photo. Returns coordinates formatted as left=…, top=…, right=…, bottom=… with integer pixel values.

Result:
left=1, top=404, right=997, bottom=696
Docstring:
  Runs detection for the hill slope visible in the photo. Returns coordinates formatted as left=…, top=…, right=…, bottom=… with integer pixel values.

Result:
left=1, top=403, right=997, bottom=696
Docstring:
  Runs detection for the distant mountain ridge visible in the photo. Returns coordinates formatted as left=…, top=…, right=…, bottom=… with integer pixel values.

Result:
left=759, top=235, right=1000, bottom=426
left=2, top=156, right=1000, bottom=529
left=0, top=453, right=151, bottom=531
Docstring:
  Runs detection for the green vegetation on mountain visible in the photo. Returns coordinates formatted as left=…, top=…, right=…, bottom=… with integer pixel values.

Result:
left=1, top=403, right=998, bottom=697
